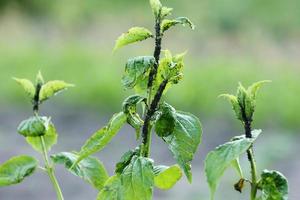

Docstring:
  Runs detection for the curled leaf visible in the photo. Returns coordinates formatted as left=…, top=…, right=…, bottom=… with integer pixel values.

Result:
left=155, top=103, right=176, bottom=137
left=18, top=116, right=50, bottom=137
left=258, top=170, right=288, bottom=200
left=122, top=95, right=146, bottom=139
left=161, top=17, right=195, bottom=32
left=234, top=178, right=245, bottom=193
left=115, top=147, right=140, bottom=175
left=122, top=56, right=155, bottom=91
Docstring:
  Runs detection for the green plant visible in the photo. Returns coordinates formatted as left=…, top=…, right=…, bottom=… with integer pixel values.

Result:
left=205, top=81, right=289, bottom=200
left=0, top=72, right=73, bottom=200
left=50, top=0, right=202, bottom=199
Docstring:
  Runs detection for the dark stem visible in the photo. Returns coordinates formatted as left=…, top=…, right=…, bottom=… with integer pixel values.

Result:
left=141, top=14, right=164, bottom=157
left=147, top=16, right=162, bottom=90
left=142, top=79, right=168, bottom=157
left=33, top=83, right=42, bottom=112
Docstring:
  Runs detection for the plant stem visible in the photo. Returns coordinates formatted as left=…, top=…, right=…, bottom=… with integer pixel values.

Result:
left=142, top=79, right=168, bottom=157
left=33, top=83, right=64, bottom=200
left=147, top=15, right=162, bottom=97
left=141, top=14, right=164, bottom=157
left=244, top=120, right=258, bottom=200
left=40, top=136, right=64, bottom=200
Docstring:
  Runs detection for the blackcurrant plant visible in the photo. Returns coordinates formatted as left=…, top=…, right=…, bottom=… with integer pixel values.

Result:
left=51, top=0, right=202, bottom=199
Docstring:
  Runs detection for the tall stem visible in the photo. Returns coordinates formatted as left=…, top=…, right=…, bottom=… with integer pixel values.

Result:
left=141, top=13, right=164, bottom=157
left=40, top=136, right=64, bottom=200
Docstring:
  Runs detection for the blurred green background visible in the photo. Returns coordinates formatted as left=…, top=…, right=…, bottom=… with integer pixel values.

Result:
left=0, top=0, right=299, bottom=199
left=0, top=0, right=299, bottom=130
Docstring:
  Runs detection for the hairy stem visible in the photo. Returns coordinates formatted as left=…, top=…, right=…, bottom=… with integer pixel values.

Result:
left=40, top=136, right=64, bottom=200
left=142, top=79, right=168, bottom=157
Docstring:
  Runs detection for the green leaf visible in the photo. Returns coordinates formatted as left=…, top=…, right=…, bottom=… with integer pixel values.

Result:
left=149, top=0, right=162, bottom=17
left=113, top=27, right=153, bottom=51
left=163, top=111, right=202, bottom=183
left=161, top=7, right=173, bottom=18
left=231, top=158, right=243, bottom=178
left=219, top=94, right=243, bottom=121
left=115, top=147, right=140, bottom=175
left=97, top=175, right=122, bottom=200
left=248, top=80, right=271, bottom=99
left=155, top=50, right=185, bottom=93
left=26, top=123, right=58, bottom=153
left=121, top=156, right=154, bottom=200
left=154, top=165, right=182, bottom=190
left=39, top=80, right=74, bottom=102
left=122, top=95, right=146, bottom=139
left=35, top=71, right=45, bottom=85
left=0, top=155, right=38, bottom=186
left=13, top=78, right=35, bottom=99
left=51, top=152, right=109, bottom=190
left=205, top=129, right=261, bottom=200
left=161, top=17, right=195, bottom=32
left=17, top=116, right=50, bottom=137
left=155, top=102, right=176, bottom=137
left=122, top=56, right=155, bottom=91
left=98, top=156, right=154, bottom=200
left=75, top=112, right=127, bottom=165
left=257, top=170, right=288, bottom=200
